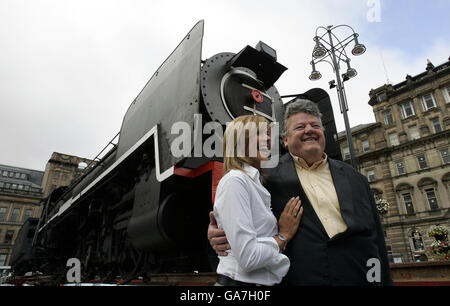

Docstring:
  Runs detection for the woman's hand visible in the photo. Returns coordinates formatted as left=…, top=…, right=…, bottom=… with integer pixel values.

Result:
left=276, top=197, right=303, bottom=247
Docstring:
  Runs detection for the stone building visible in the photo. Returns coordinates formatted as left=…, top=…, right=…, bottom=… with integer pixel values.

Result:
left=0, top=152, right=92, bottom=267
left=0, top=165, right=44, bottom=267
left=41, top=152, right=92, bottom=198
left=338, top=58, right=450, bottom=263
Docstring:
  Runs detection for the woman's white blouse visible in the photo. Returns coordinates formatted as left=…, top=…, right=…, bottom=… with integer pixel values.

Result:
left=213, top=164, right=290, bottom=285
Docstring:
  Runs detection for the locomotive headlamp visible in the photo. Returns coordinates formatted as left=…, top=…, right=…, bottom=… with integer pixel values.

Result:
left=255, top=41, right=277, bottom=61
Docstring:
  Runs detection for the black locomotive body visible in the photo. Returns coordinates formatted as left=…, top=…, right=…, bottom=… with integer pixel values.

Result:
left=10, top=20, right=341, bottom=282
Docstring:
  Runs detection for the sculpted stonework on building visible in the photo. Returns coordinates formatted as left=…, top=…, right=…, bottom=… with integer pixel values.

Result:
left=338, top=58, right=450, bottom=263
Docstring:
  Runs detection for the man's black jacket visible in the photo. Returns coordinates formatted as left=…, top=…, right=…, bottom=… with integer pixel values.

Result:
left=264, top=153, right=394, bottom=286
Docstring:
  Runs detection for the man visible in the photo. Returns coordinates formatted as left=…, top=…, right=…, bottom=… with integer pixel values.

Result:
left=208, top=98, right=394, bottom=285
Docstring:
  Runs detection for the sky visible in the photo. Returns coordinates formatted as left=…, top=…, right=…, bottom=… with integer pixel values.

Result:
left=1, top=0, right=449, bottom=171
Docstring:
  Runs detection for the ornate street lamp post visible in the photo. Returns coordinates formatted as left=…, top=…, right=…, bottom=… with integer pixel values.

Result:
left=309, top=25, right=366, bottom=169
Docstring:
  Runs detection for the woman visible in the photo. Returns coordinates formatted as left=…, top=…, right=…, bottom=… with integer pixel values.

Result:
left=214, top=115, right=303, bottom=286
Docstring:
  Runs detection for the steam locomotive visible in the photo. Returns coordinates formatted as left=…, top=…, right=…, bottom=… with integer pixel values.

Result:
left=10, top=20, right=341, bottom=283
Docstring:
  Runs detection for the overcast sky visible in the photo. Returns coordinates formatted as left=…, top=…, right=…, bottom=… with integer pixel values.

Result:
left=1, top=0, right=449, bottom=171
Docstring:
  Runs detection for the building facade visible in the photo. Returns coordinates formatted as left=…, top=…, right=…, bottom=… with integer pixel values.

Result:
left=338, top=58, right=450, bottom=263
left=0, top=152, right=92, bottom=267
left=41, top=152, right=92, bottom=198
left=0, top=165, right=44, bottom=267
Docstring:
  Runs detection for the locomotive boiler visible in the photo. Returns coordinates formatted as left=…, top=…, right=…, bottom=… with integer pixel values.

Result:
left=11, top=20, right=341, bottom=283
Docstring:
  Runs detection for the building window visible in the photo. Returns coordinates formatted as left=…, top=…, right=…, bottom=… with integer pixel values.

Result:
left=0, top=254, right=7, bottom=266
left=4, top=230, right=14, bottom=244
left=402, top=193, right=415, bottom=214
left=10, top=208, right=20, bottom=222
left=0, top=207, right=7, bottom=221
left=411, top=230, right=424, bottom=252
left=400, top=101, right=415, bottom=119
left=396, top=162, right=406, bottom=175
left=2, top=171, right=7, bottom=177
left=342, top=147, right=350, bottom=160
left=62, top=173, right=68, bottom=181
left=389, top=132, right=399, bottom=146
left=430, top=118, right=442, bottom=133
left=409, top=125, right=420, bottom=140
left=425, top=188, right=439, bottom=210
left=382, top=109, right=394, bottom=125
left=8, top=172, right=14, bottom=178
left=441, top=86, right=450, bottom=104
left=24, top=209, right=33, bottom=221
left=362, top=140, right=370, bottom=152
left=440, top=148, right=450, bottom=164
left=421, top=93, right=437, bottom=111
left=417, top=155, right=428, bottom=169
left=367, top=170, right=375, bottom=182
left=53, top=171, right=60, bottom=180
left=20, top=173, right=26, bottom=179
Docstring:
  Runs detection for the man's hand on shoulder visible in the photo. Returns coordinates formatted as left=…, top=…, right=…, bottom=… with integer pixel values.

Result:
left=208, top=211, right=230, bottom=256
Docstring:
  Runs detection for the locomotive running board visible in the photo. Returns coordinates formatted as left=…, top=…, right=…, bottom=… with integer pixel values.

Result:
left=39, top=124, right=174, bottom=232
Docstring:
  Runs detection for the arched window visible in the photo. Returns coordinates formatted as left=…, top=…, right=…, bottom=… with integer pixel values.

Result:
left=417, top=177, right=437, bottom=188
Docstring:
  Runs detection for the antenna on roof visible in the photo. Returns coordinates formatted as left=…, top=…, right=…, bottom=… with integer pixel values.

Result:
left=379, top=51, right=391, bottom=85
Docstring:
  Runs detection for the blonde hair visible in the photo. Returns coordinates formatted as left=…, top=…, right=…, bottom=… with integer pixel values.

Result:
left=222, top=115, right=270, bottom=176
